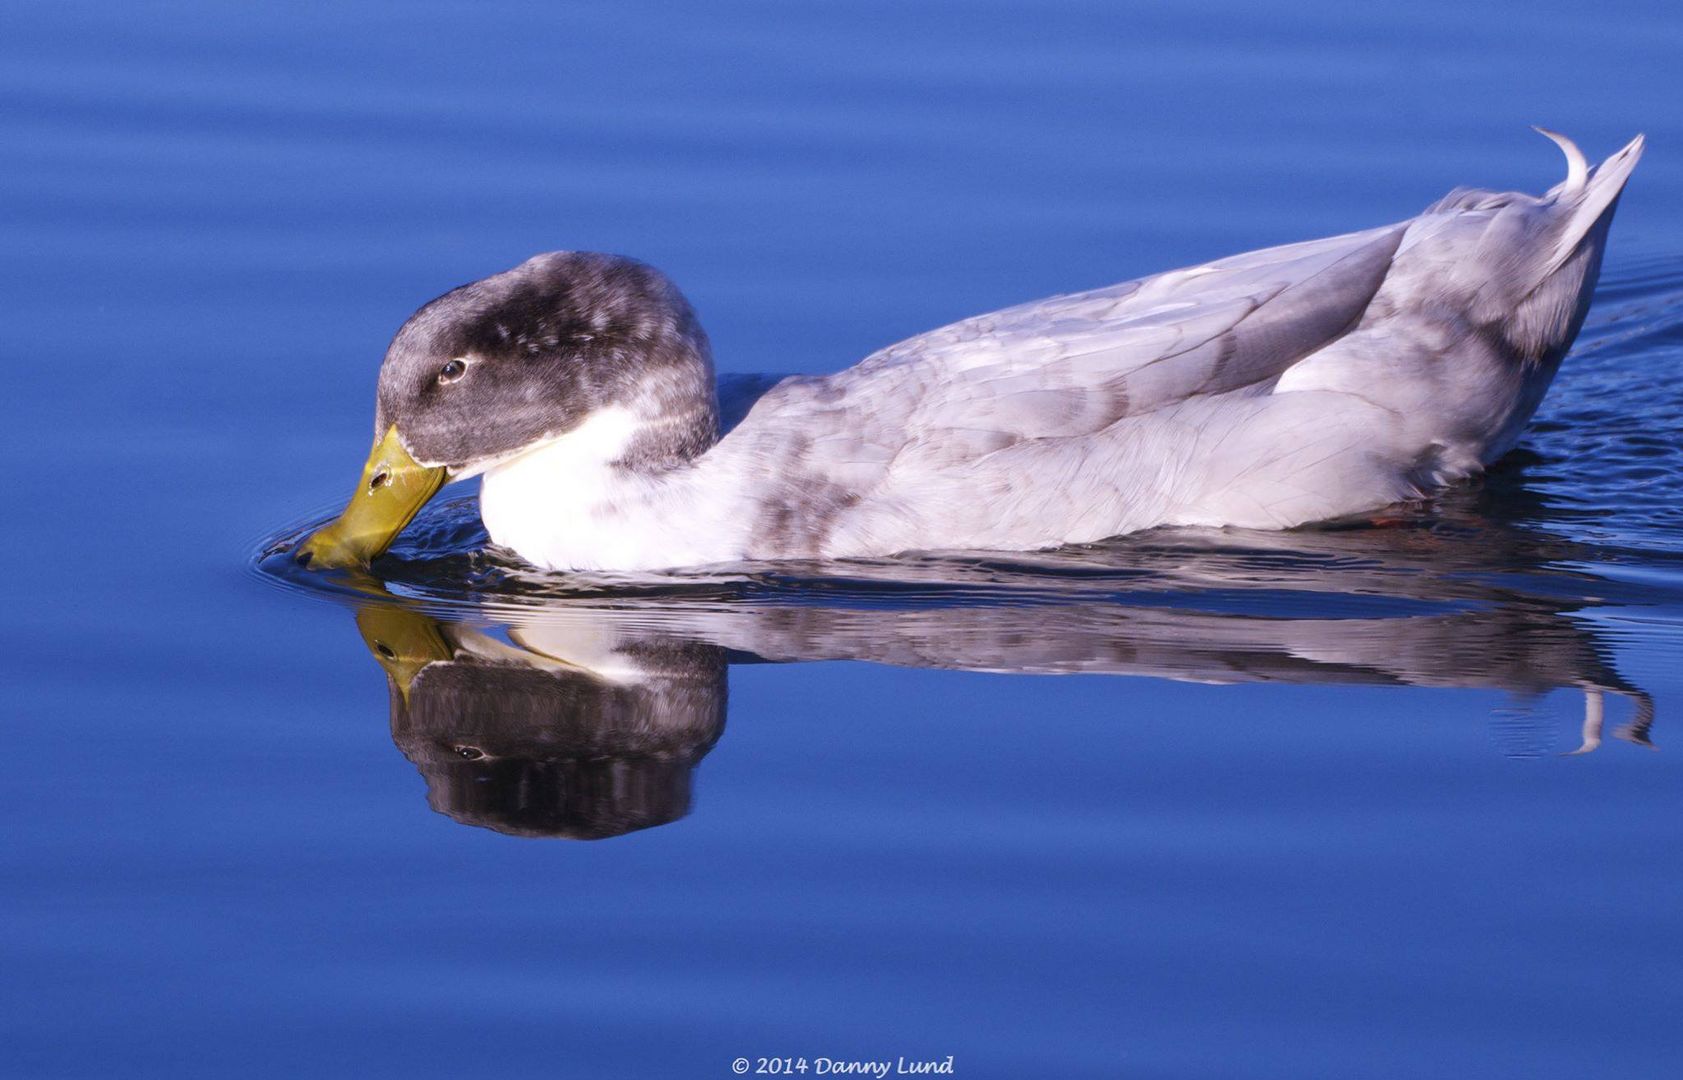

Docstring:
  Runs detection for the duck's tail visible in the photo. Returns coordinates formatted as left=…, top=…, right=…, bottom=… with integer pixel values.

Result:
left=1536, top=128, right=1644, bottom=280
left=1450, top=130, right=1646, bottom=366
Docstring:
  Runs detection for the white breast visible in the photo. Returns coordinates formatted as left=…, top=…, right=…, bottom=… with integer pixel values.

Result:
left=476, top=406, right=748, bottom=571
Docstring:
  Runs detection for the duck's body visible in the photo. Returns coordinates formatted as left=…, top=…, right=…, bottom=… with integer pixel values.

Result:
left=301, top=131, right=1645, bottom=574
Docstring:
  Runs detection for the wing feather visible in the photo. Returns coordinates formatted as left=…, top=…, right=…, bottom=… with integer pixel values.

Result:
left=740, top=223, right=1403, bottom=449
left=712, top=222, right=1406, bottom=556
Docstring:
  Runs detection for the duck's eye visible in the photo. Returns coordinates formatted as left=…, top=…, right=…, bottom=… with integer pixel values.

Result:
left=438, top=359, right=468, bottom=384
left=453, top=745, right=485, bottom=760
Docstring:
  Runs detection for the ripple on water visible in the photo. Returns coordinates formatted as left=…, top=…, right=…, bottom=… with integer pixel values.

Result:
left=1536, top=254, right=1683, bottom=545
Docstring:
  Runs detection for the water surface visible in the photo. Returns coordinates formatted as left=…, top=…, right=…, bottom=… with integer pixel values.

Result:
left=5, top=2, right=1683, bottom=1077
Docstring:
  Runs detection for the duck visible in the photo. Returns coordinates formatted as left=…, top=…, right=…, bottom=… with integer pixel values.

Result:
left=298, top=129, right=1644, bottom=574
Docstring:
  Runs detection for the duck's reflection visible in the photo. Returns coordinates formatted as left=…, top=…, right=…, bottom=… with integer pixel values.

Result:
left=359, top=606, right=725, bottom=839
left=340, top=511, right=1658, bottom=839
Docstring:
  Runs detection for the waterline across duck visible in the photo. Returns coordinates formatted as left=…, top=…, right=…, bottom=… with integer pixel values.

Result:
left=297, top=130, right=1644, bottom=573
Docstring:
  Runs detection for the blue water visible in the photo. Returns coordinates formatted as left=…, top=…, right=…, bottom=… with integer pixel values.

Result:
left=6, top=2, right=1683, bottom=1077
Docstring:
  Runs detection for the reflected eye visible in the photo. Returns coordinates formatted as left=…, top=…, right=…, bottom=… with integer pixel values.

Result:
left=453, top=745, right=485, bottom=760
left=438, top=358, right=468, bottom=384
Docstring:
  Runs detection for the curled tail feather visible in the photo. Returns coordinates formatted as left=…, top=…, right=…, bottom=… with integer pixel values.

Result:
left=1534, top=127, right=1588, bottom=197
left=1541, top=129, right=1644, bottom=278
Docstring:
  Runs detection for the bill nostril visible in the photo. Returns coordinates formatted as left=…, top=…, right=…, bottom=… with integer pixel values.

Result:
left=369, top=470, right=392, bottom=493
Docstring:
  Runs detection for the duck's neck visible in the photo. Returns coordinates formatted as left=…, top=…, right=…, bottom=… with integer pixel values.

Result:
left=611, top=360, right=722, bottom=472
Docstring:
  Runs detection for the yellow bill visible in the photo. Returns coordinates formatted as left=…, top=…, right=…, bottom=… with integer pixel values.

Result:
left=355, top=604, right=453, bottom=703
left=296, top=426, right=446, bottom=569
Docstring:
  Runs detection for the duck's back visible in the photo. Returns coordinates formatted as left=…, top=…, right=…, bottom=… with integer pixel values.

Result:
left=712, top=132, right=1643, bottom=560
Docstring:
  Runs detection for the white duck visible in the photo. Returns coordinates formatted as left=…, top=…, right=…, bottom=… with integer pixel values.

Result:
left=299, top=130, right=1644, bottom=573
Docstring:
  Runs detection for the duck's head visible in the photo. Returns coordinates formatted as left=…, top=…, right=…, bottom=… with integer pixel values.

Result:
left=296, top=252, right=716, bottom=569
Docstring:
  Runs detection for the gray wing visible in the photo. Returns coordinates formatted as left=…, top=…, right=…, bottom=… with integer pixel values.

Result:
left=725, top=222, right=1406, bottom=482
